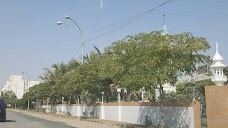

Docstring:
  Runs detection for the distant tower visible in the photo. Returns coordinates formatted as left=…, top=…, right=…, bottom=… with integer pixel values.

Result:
left=210, top=42, right=227, bottom=85
left=161, top=14, right=168, bottom=36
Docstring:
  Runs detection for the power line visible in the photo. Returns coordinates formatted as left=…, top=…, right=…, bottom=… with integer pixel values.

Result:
left=84, top=0, right=175, bottom=43
left=60, top=44, right=83, bottom=62
left=170, top=14, right=228, bottom=32
left=82, top=1, right=173, bottom=38
left=72, top=1, right=227, bottom=44
left=167, top=2, right=228, bottom=15
left=58, top=0, right=175, bottom=62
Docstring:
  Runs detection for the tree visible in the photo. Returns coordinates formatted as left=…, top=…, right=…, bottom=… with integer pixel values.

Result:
left=103, top=31, right=210, bottom=128
left=21, top=31, right=210, bottom=128
left=1, top=91, right=17, bottom=107
left=223, top=66, right=228, bottom=85
left=39, top=59, right=81, bottom=104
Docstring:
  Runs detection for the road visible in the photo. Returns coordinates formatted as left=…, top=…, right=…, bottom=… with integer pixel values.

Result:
left=0, top=109, right=119, bottom=128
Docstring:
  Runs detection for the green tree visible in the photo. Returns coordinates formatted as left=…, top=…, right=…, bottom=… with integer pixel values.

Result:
left=103, top=31, right=210, bottom=128
left=224, top=66, right=228, bottom=85
left=22, top=31, right=211, bottom=128
left=1, top=91, right=17, bottom=107
left=39, top=59, right=81, bottom=104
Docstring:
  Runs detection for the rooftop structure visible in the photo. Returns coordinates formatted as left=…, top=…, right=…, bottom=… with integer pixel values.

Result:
left=210, top=42, right=227, bottom=85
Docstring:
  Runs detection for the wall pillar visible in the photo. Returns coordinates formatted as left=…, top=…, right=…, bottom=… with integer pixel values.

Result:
left=101, top=104, right=105, bottom=119
left=118, top=104, right=122, bottom=121
left=205, top=86, right=228, bottom=128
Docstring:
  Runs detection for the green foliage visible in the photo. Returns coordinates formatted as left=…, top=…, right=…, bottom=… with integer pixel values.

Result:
left=18, top=31, right=211, bottom=106
left=103, top=32, right=210, bottom=93
left=42, top=108, right=46, bottom=113
left=143, top=115, right=153, bottom=126
left=224, top=66, right=228, bottom=85
left=163, top=79, right=214, bottom=102
left=1, top=91, right=17, bottom=106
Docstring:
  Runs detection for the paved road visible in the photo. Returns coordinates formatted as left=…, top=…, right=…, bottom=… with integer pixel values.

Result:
left=0, top=109, right=119, bottom=128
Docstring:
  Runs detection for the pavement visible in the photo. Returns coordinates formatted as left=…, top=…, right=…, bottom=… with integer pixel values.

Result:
left=8, top=109, right=123, bottom=128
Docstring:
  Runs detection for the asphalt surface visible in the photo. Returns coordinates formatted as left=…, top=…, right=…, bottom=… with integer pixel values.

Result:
left=0, top=109, right=119, bottom=128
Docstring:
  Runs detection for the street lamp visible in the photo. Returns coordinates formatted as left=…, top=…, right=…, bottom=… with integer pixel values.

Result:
left=117, top=88, right=121, bottom=103
left=57, top=15, right=84, bottom=64
left=22, top=72, right=31, bottom=110
left=191, top=79, right=196, bottom=101
left=62, top=97, right=64, bottom=114
left=101, top=92, right=104, bottom=103
left=141, top=87, right=145, bottom=102
left=22, top=72, right=31, bottom=90
left=47, top=97, right=49, bottom=112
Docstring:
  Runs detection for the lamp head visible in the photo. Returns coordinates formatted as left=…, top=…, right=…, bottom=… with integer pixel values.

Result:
left=117, top=88, right=121, bottom=93
left=65, top=15, right=70, bottom=20
left=57, top=21, right=62, bottom=25
left=191, top=79, right=196, bottom=85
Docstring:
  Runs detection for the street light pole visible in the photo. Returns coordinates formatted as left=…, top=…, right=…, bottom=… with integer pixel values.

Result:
left=22, top=72, right=31, bottom=110
left=191, top=79, right=196, bottom=101
left=62, top=97, right=64, bottom=114
left=22, top=72, right=31, bottom=90
left=57, top=15, right=84, bottom=64
left=101, top=92, right=104, bottom=103
left=117, top=88, right=121, bottom=103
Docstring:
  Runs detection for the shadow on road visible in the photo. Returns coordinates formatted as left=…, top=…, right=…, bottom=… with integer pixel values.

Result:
left=0, top=120, right=16, bottom=123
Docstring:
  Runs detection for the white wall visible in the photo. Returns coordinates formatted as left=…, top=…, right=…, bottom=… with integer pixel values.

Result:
left=40, top=102, right=199, bottom=128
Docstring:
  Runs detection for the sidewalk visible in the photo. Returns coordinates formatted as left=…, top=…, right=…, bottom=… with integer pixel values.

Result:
left=9, top=109, right=121, bottom=128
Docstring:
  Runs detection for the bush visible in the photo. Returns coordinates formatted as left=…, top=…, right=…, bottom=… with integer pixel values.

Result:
left=42, top=108, right=46, bottom=113
left=143, top=115, right=153, bottom=126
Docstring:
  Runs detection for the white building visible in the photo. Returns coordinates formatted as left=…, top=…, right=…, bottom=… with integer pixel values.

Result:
left=1, top=75, right=40, bottom=99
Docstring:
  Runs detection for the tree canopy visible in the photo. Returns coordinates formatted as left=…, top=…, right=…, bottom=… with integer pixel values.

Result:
left=14, top=31, right=211, bottom=106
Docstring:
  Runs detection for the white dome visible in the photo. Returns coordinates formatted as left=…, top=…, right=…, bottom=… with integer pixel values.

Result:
left=213, top=52, right=223, bottom=61
left=213, top=42, right=223, bottom=62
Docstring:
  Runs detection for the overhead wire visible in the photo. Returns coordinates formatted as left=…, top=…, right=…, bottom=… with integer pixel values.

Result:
left=71, top=1, right=228, bottom=45
left=84, top=0, right=175, bottom=43
left=61, top=44, right=83, bottom=62
left=52, top=1, right=228, bottom=64
left=59, top=0, right=175, bottom=62
left=167, top=2, right=228, bottom=15
left=170, top=14, right=228, bottom=32
left=82, top=0, right=174, bottom=38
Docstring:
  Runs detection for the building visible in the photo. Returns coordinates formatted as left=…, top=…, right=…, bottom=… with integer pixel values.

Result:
left=1, top=75, right=40, bottom=99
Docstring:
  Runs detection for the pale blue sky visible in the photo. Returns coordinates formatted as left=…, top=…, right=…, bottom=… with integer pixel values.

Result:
left=0, top=0, right=228, bottom=88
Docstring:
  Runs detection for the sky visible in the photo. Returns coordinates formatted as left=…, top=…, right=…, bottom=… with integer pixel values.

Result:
left=0, top=0, right=228, bottom=88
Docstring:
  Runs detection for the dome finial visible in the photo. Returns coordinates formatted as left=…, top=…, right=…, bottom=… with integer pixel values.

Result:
left=212, top=41, right=223, bottom=62
left=163, top=14, right=166, bottom=24
left=216, top=41, right=218, bottom=53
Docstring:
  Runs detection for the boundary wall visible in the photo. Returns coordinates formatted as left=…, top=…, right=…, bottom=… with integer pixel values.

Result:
left=205, top=86, right=228, bottom=128
left=41, top=102, right=201, bottom=128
